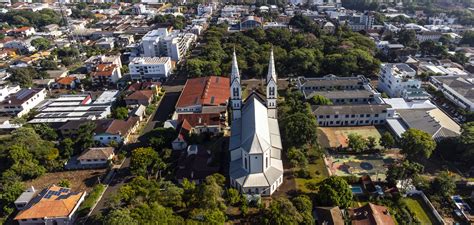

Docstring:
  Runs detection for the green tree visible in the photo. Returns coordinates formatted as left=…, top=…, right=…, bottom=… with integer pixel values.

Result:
left=292, top=195, right=314, bottom=225
left=75, top=121, right=96, bottom=151
left=380, top=131, right=395, bottom=149
left=31, top=123, right=58, bottom=141
left=59, top=138, right=74, bottom=158
left=460, top=30, right=474, bottom=46
left=261, top=197, right=303, bottom=225
left=196, top=174, right=226, bottom=210
left=287, top=147, right=308, bottom=168
left=281, top=113, right=318, bottom=148
left=400, top=128, right=436, bottom=159
left=431, top=171, right=456, bottom=197
left=225, top=188, right=241, bottom=206
left=31, top=38, right=51, bottom=51
left=58, top=179, right=70, bottom=188
left=310, top=95, right=332, bottom=105
left=386, top=161, right=424, bottom=185
left=367, top=136, right=377, bottom=150
left=112, top=107, right=128, bottom=120
left=397, top=29, right=418, bottom=48
left=317, top=176, right=353, bottom=208
left=130, top=147, right=162, bottom=177
left=104, top=208, right=138, bottom=225
left=347, top=133, right=368, bottom=152
left=39, top=59, right=58, bottom=70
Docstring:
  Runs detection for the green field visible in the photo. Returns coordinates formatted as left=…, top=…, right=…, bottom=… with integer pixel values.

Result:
left=402, top=197, right=436, bottom=225
left=295, top=158, right=329, bottom=193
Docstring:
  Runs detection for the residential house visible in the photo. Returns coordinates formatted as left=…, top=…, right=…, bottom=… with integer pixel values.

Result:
left=172, top=119, right=191, bottom=151
left=175, top=76, right=230, bottom=114
left=177, top=112, right=226, bottom=135
left=14, top=185, right=86, bottom=225
left=416, top=31, right=442, bottom=42
left=4, top=40, right=36, bottom=53
left=91, top=64, right=122, bottom=85
left=0, top=88, right=47, bottom=117
left=315, top=206, right=344, bottom=225
left=127, top=81, right=161, bottom=95
left=125, top=90, right=154, bottom=107
left=95, top=37, right=115, bottom=50
left=85, top=54, right=122, bottom=73
left=9, top=26, right=36, bottom=37
left=54, top=77, right=78, bottom=89
left=349, top=203, right=396, bottom=225
left=77, top=147, right=114, bottom=166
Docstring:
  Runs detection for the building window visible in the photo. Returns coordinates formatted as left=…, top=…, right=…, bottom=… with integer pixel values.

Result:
left=266, top=157, right=268, bottom=168
left=244, top=158, right=247, bottom=170
left=269, top=87, right=275, bottom=96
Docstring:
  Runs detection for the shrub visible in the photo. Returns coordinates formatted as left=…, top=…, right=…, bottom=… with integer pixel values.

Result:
left=78, top=184, right=106, bottom=216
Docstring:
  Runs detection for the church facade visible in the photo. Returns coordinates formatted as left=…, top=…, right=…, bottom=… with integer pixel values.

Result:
left=228, top=49, right=284, bottom=196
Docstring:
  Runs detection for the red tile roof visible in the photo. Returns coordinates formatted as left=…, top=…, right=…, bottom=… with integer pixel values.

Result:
left=177, top=113, right=222, bottom=127
left=91, top=64, right=118, bottom=77
left=56, top=77, right=76, bottom=85
left=349, top=203, right=395, bottom=225
left=13, top=26, right=32, bottom=32
left=14, top=185, right=85, bottom=220
left=176, top=76, right=230, bottom=108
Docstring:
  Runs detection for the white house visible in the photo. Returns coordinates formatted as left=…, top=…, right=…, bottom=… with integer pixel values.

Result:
left=0, top=88, right=47, bottom=117
left=78, top=147, right=114, bottom=166
left=229, top=49, right=283, bottom=196
left=378, top=63, right=421, bottom=98
left=129, top=57, right=172, bottom=81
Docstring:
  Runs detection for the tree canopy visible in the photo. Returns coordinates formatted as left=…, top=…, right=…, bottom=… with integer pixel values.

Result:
left=400, top=128, right=436, bottom=159
left=316, top=176, right=353, bottom=208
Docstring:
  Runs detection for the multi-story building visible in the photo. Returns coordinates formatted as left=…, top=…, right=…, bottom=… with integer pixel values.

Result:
left=91, top=64, right=122, bottom=85
left=0, top=88, right=47, bottom=117
left=430, top=75, right=474, bottom=112
left=85, top=54, right=122, bottom=73
left=416, top=31, right=442, bottom=42
left=129, top=57, right=172, bottom=81
left=378, top=63, right=421, bottom=98
left=313, top=104, right=394, bottom=126
left=140, top=28, right=197, bottom=62
left=0, top=85, right=21, bottom=102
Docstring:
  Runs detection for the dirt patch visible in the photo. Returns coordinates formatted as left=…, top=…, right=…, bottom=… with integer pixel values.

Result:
left=318, top=126, right=386, bottom=148
left=24, top=169, right=107, bottom=192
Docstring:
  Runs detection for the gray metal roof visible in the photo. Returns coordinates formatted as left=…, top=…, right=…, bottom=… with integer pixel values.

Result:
left=312, top=104, right=390, bottom=115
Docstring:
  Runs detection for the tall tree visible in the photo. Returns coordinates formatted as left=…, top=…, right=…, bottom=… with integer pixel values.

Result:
left=400, top=128, right=436, bottom=159
left=380, top=131, right=395, bottom=149
left=317, top=176, right=353, bottom=208
left=347, top=133, right=368, bottom=152
left=261, top=197, right=303, bottom=225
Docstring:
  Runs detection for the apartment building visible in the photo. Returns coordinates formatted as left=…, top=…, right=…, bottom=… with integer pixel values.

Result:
left=91, top=64, right=122, bottom=85
left=141, top=28, right=196, bottom=62
left=313, top=104, right=394, bottom=126
left=129, top=57, right=172, bottom=81
left=378, top=63, right=422, bottom=98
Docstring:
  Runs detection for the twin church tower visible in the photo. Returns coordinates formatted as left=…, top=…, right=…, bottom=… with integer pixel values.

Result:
left=229, top=48, right=278, bottom=120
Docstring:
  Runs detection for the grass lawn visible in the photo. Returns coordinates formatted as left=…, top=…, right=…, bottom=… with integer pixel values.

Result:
left=402, top=197, right=436, bottom=225
left=295, top=158, right=329, bottom=193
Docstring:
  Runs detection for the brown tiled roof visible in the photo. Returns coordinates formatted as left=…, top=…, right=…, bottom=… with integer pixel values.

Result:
left=176, top=76, right=230, bottom=108
left=315, top=207, right=344, bottom=225
left=56, top=77, right=76, bottom=85
left=125, top=90, right=153, bottom=101
left=104, top=117, right=139, bottom=136
left=176, top=145, right=220, bottom=180
left=177, top=113, right=222, bottom=127
left=14, top=185, right=85, bottom=220
left=78, top=147, right=114, bottom=160
left=177, top=119, right=192, bottom=141
left=349, top=203, right=395, bottom=225
left=127, top=82, right=161, bottom=91
left=13, top=26, right=32, bottom=32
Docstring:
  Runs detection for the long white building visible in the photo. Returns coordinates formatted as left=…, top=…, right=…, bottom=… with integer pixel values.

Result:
left=229, top=49, right=283, bottom=196
left=141, top=28, right=196, bottom=62
left=129, top=57, right=172, bottom=81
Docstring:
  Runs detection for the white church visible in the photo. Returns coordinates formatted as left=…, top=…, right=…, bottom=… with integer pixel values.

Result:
left=229, top=49, right=284, bottom=196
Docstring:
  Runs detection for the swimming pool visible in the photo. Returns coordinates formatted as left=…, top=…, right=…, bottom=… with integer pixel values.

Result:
left=350, top=185, right=364, bottom=194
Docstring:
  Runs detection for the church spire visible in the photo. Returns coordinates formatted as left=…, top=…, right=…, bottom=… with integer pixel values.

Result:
left=230, top=48, right=242, bottom=120
left=231, top=47, right=240, bottom=82
left=267, top=47, right=277, bottom=83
